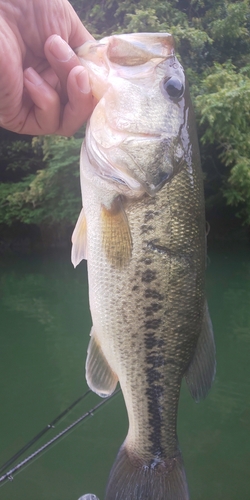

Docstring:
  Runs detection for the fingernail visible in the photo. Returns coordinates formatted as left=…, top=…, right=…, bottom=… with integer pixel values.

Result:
left=24, top=67, right=44, bottom=86
left=76, top=69, right=91, bottom=94
left=49, top=35, right=74, bottom=62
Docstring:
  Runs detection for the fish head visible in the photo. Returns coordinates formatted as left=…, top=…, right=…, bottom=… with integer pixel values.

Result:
left=77, top=33, right=194, bottom=196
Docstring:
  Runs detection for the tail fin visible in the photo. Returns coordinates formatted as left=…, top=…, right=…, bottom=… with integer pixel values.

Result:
left=105, top=444, right=189, bottom=500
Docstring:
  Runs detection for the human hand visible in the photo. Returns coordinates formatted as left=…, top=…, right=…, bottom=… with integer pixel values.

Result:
left=0, top=0, right=94, bottom=136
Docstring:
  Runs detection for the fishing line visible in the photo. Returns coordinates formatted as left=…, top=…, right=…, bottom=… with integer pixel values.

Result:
left=0, top=389, right=121, bottom=487
left=0, top=389, right=91, bottom=475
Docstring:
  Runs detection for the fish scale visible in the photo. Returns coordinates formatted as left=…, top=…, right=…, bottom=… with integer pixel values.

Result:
left=81, top=162, right=204, bottom=458
left=72, top=32, right=216, bottom=500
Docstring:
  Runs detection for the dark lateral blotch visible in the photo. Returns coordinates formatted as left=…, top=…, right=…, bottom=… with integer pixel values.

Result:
left=144, top=303, right=163, bottom=316
left=141, top=270, right=157, bottom=283
left=145, top=318, right=162, bottom=330
left=144, top=288, right=164, bottom=300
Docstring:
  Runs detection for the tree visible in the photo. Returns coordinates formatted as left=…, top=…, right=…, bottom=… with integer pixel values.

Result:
left=0, top=133, right=82, bottom=245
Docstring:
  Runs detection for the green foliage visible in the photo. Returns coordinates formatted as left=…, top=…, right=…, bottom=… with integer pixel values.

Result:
left=0, top=134, right=43, bottom=182
left=195, top=61, right=250, bottom=222
left=0, top=135, right=82, bottom=228
left=69, top=0, right=121, bottom=38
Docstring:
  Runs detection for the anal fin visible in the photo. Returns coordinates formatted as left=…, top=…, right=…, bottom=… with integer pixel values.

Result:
left=86, top=328, right=118, bottom=398
left=185, top=300, right=216, bottom=402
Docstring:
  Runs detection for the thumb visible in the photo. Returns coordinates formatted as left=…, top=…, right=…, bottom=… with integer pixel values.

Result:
left=0, top=18, right=23, bottom=130
left=57, top=65, right=94, bottom=136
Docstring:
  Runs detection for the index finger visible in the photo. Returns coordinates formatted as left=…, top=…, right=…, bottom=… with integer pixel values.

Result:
left=44, top=35, right=85, bottom=102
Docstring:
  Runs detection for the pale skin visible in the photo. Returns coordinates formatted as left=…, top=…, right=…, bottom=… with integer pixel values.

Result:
left=0, top=0, right=94, bottom=136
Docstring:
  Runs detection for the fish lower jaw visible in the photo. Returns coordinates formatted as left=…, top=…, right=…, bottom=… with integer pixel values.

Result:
left=85, top=126, right=175, bottom=195
left=84, top=143, right=170, bottom=197
left=85, top=143, right=145, bottom=194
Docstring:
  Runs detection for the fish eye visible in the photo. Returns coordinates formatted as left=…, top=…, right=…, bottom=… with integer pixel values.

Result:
left=162, top=76, right=184, bottom=99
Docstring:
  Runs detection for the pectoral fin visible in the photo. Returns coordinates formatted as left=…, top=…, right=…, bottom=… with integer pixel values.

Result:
left=86, top=328, right=118, bottom=398
left=71, top=208, right=87, bottom=268
left=185, top=301, right=216, bottom=402
left=101, top=196, right=132, bottom=268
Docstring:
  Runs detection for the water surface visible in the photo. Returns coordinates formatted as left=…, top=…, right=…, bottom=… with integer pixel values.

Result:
left=0, top=242, right=250, bottom=499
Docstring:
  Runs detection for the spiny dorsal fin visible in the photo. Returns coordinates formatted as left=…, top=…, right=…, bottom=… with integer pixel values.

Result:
left=71, top=208, right=87, bottom=268
left=185, top=300, right=216, bottom=402
left=101, top=196, right=132, bottom=269
left=86, top=328, right=118, bottom=398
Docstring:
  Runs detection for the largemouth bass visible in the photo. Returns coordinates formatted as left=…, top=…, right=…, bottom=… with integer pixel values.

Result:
left=72, top=32, right=216, bottom=500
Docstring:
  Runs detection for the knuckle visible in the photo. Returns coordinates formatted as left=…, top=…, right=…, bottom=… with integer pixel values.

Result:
left=0, top=114, right=23, bottom=133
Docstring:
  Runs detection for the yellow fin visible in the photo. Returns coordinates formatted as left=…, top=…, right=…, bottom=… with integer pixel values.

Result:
left=101, top=197, right=132, bottom=268
left=71, top=208, right=87, bottom=268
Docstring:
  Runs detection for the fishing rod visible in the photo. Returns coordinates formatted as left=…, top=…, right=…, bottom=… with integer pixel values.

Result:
left=0, top=389, right=121, bottom=486
left=0, top=389, right=91, bottom=475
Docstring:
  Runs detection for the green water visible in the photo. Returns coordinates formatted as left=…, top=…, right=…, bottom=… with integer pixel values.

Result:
left=0, top=242, right=250, bottom=500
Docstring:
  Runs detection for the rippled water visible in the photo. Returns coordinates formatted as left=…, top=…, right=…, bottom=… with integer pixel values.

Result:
left=0, top=241, right=250, bottom=499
